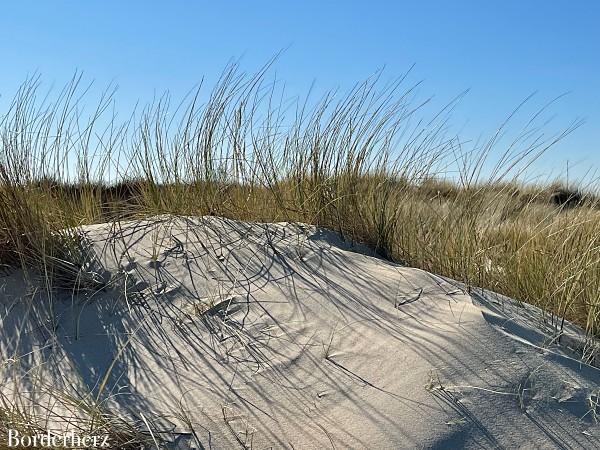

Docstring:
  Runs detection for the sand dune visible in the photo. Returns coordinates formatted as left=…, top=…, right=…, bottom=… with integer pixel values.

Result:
left=1, top=216, right=599, bottom=449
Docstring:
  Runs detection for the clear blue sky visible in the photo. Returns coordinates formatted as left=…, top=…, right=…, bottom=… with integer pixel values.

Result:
left=1, top=1, right=598, bottom=182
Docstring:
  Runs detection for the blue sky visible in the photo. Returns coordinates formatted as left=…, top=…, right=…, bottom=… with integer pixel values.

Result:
left=1, top=1, right=598, bottom=181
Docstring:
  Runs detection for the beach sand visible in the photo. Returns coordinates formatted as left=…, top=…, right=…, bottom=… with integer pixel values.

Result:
left=1, top=216, right=599, bottom=449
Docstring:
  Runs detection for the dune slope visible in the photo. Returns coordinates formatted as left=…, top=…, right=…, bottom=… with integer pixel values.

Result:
left=1, top=216, right=599, bottom=449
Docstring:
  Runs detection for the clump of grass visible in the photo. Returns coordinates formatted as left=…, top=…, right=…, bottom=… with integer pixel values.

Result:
left=0, top=63, right=597, bottom=342
left=0, top=74, right=116, bottom=290
left=0, top=389, right=159, bottom=450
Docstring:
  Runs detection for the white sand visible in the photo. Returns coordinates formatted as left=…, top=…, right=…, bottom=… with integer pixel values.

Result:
left=1, top=216, right=599, bottom=449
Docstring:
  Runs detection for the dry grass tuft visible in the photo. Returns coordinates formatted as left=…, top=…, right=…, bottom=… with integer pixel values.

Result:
left=0, top=64, right=597, bottom=341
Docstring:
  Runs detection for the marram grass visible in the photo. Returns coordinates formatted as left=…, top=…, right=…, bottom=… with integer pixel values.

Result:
left=0, top=65, right=597, bottom=341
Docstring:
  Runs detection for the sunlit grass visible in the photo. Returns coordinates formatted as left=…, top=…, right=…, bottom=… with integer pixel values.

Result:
left=0, top=64, right=596, bottom=340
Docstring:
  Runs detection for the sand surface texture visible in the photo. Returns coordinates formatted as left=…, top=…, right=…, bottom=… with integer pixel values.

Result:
left=1, top=216, right=599, bottom=449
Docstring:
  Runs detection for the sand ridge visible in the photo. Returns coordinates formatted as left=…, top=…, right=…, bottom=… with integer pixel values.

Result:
left=1, top=216, right=599, bottom=449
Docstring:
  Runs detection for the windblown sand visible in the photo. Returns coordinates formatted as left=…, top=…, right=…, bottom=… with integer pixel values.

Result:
left=1, top=216, right=599, bottom=449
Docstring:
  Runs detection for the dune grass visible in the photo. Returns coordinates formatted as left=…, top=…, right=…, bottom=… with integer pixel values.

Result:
left=1, top=63, right=600, bottom=448
left=0, top=63, right=598, bottom=345
left=0, top=388, right=158, bottom=450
